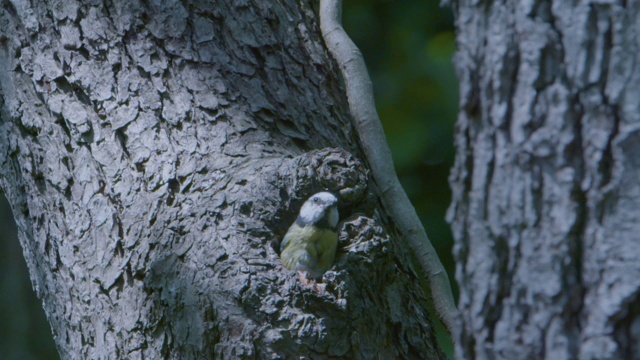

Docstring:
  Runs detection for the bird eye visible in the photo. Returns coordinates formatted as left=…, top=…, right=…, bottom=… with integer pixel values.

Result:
left=313, top=196, right=319, bottom=202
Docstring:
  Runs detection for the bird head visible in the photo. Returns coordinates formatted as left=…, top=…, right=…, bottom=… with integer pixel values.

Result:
left=296, top=192, right=339, bottom=230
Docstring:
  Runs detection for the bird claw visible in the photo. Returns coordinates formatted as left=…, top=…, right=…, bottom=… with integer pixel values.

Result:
left=298, top=272, right=313, bottom=286
left=298, top=272, right=326, bottom=294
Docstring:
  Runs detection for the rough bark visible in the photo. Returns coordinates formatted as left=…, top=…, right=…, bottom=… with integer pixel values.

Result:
left=0, top=0, right=443, bottom=358
left=448, top=0, right=640, bottom=359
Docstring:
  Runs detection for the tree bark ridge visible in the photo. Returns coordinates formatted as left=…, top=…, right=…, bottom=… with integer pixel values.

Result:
left=449, top=1, right=640, bottom=359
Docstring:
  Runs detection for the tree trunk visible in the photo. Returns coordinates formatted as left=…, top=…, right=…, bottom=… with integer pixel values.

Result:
left=0, top=0, right=443, bottom=358
left=449, top=1, right=640, bottom=359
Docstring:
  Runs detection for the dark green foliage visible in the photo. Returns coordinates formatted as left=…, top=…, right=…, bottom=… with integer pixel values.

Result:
left=0, top=196, right=59, bottom=360
left=343, top=1, right=457, bottom=356
left=344, top=0, right=457, bottom=288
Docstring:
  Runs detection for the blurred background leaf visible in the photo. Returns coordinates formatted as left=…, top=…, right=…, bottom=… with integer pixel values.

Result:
left=0, top=0, right=456, bottom=358
left=0, top=195, right=59, bottom=359
left=342, top=0, right=457, bottom=356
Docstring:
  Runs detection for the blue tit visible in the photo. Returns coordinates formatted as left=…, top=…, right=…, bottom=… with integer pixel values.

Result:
left=279, top=192, right=339, bottom=279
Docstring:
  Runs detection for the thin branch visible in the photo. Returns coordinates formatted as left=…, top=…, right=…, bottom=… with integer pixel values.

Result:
left=319, top=0, right=460, bottom=334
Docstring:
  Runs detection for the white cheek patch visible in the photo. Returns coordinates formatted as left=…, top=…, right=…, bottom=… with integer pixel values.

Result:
left=299, top=203, right=322, bottom=225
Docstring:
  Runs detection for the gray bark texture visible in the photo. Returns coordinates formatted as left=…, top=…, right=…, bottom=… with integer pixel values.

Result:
left=0, top=0, right=443, bottom=359
left=448, top=1, right=640, bottom=359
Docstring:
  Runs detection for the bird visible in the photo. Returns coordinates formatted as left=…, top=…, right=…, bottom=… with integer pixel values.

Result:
left=279, top=192, right=339, bottom=279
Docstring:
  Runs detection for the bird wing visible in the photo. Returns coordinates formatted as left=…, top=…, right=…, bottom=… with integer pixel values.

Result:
left=280, top=225, right=321, bottom=254
left=280, top=230, right=291, bottom=253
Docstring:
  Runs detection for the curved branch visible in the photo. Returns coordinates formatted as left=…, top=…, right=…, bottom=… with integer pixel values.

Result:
left=319, top=0, right=460, bottom=333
